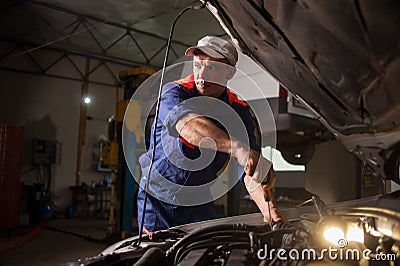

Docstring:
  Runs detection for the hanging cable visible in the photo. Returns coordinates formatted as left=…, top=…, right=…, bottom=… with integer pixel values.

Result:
left=136, top=1, right=207, bottom=247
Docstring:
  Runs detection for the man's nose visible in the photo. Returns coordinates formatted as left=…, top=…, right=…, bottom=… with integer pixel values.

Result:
left=197, top=66, right=209, bottom=80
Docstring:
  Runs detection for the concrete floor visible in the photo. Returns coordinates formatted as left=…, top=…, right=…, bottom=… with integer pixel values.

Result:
left=0, top=218, right=112, bottom=266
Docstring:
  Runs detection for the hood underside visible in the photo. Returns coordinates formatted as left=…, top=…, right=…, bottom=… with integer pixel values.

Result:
left=205, top=0, right=400, bottom=182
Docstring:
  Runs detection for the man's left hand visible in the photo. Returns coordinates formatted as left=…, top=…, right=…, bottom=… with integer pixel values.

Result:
left=263, top=200, right=289, bottom=224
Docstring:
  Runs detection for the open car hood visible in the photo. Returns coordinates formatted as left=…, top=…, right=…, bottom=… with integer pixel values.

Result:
left=203, top=0, right=400, bottom=183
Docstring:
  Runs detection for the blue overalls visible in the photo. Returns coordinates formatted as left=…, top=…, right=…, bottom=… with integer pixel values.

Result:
left=137, top=74, right=259, bottom=232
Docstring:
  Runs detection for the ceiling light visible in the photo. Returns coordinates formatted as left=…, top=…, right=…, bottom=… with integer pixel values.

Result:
left=84, top=96, right=92, bottom=104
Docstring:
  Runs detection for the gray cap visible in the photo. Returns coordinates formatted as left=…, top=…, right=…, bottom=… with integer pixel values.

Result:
left=185, top=36, right=238, bottom=66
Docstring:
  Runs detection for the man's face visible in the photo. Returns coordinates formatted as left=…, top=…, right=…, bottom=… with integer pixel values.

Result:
left=193, top=54, right=236, bottom=98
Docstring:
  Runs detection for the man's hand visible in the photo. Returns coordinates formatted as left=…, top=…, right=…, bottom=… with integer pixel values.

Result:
left=231, top=140, right=275, bottom=189
left=261, top=167, right=277, bottom=193
left=253, top=157, right=274, bottom=187
left=244, top=175, right=288, bottom=223
left=244, top=149, right=262, bottom=177
left=244, top=170, right=288, bottom=224
left=231, top=141, right=268, bottom=176
left=262, top=198, right=289, bottom=224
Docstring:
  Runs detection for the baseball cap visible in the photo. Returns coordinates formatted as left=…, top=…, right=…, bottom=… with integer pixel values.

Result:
left=185, top=36, right=238, bottom=66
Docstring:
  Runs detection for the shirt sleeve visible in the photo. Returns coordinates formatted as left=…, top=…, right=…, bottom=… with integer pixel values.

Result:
left=158, top=82, right=196, bottom=137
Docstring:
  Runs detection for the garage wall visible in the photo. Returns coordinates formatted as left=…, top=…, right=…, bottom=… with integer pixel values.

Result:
left=0, top=57, right=126, bottom=208
left=305, top=140, right=361, bottom=203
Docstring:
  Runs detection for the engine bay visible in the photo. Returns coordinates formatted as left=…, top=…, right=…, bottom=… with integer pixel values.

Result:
left=63, top=192, right=400, bottom=266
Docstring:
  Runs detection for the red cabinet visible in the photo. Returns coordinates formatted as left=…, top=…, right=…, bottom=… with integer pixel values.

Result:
left=0, top=124, right=24, bottom=229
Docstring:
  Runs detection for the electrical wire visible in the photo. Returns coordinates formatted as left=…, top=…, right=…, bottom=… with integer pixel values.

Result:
left=166, top=223, right=262, bottom=262
left=176, top=240, right=250, bottom=265
left=0, top=221, right=46, bottom=255
left=172, top=226, right=298, bottom=265
left=136, top=1, right=206, bottom=247
left=175, top=236, right=250, bottom=264
left=14, top=18, right=109, bottom=56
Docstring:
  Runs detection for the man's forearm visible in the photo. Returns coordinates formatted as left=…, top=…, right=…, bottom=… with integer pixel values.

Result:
left=176, top=113, right=259, bottom=176
left=176, top=113, right=239, bottom=154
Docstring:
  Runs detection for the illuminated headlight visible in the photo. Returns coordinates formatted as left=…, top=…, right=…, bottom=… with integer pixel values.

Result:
left=346, top=226, right=364, bottom=243
left=323, top=227, right=345, bottom=246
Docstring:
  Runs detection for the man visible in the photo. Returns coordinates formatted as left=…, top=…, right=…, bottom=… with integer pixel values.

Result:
left=137, top=36, right=285, bottom=235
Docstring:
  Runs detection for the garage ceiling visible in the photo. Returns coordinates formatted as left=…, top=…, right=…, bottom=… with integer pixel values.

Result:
left=0, top=0, right=225, bottom=84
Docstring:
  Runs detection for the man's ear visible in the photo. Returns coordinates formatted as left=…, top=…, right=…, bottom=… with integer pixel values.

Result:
left=226, top=66, right=236, bottom=80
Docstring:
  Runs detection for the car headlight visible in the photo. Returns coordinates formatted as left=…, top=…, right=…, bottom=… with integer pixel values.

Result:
left=323, top=226, right=345, bottom=246
left=346, top=225, right=364, bottom=243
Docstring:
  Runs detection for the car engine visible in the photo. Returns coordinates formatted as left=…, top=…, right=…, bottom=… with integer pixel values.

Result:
left=63, top=192, right=400, bottom=266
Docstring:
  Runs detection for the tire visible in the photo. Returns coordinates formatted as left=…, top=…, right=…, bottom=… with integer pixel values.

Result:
left=279, top=142, right=315, bottom=165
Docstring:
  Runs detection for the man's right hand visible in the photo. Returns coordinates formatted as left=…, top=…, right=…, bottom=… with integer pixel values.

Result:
left=231, top=140, right=259, bottom=175
left=231, top=140, right=273, bottom=184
